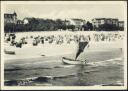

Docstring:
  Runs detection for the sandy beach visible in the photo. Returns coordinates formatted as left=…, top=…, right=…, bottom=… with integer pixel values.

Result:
left=3, top=31, right=124, bottom=86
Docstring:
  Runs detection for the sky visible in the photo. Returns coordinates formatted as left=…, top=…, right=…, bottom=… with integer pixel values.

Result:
left=3, top=1, right=126, bottom=21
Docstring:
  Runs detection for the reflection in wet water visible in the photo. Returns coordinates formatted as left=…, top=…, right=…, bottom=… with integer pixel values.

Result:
left=76, top=65, right=86, bottom=86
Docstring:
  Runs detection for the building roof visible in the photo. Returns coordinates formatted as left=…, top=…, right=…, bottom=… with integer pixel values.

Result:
left=4, top=12, right=17, bottom=17
left=71, top=18, right=84, bottom=22
left=118, top=21, right=124, bottom=23
left=92, top=18, right=106, bottom=20
left=112, top=18, right=118, bottom=20
left=92, top=18, right=118, bottom=21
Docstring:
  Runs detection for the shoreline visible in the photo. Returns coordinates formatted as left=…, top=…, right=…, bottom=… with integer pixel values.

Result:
left=4, top=41, right=123, bottom=61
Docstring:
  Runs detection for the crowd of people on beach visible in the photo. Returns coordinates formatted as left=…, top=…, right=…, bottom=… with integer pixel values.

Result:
left=4, top=32, right=124, bottom=48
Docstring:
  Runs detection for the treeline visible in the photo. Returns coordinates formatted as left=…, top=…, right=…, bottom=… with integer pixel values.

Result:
left=5, top=18, right=77, bottom=32
left=94, top=24, right=124, bottom=31
left=4, top=18, right=124, bottom=33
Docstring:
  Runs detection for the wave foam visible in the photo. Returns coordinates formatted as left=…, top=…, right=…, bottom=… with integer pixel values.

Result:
left=87, top=57, right=122, bottom=67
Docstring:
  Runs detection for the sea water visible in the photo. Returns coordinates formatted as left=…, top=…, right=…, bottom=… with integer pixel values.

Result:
left=4, top=48, right=124, bottom=86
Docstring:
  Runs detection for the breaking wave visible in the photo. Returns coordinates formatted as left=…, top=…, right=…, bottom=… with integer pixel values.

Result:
left=86, top=57, right=122, bottom=67
left=5, top=73, right=77, bottom=86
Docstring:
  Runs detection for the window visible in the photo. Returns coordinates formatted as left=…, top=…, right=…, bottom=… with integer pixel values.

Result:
left=101, top=20, right=104, bottom=24
left=98, top=20, right=101, bottom=24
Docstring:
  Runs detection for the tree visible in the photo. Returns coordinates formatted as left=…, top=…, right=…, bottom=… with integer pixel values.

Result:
left=99, top=23, right=119, bottom=31
left=15, top=24, right=24, bottom=32
left=67, top=25, right=75, bottom=31
left=29, top=18, right=39, bottom=31
left=82, top=24, right=87, bottom=31
left=4, top=23, right=16, bottom=33
left=86, top=21, right=93, bottom=31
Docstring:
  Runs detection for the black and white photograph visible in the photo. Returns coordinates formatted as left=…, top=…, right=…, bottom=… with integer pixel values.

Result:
left=1, top=1, right=127, bottom=90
